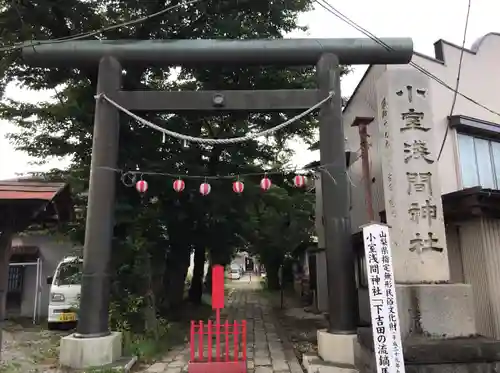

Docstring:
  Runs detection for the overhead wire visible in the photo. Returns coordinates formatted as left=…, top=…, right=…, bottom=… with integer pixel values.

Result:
left=436, top=0, right=472, bottom=161
left=314, top=0, right=500, bottom=118
left=0, top=0, right=204, bottom=53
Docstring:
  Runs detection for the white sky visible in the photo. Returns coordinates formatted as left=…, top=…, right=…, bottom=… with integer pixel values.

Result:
left=1, top=0, right=498, bottom=179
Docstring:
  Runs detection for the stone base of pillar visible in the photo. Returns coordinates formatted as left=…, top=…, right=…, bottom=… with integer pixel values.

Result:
left=354, top=282, right=500, bottom=372
left=355, top=327, right=500, bottom=373
left=59, top=331, right=136, bottom=370
left=303, top=331, right=359, bottom=373
left=396, top=283, right=476, bottom=339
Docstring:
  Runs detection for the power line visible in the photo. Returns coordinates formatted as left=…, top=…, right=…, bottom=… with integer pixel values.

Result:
left=437, top=0, right=472, bottom=161
left=314, top=0, right=500, bottom=118
left=0, top=0, right=204, bottom=53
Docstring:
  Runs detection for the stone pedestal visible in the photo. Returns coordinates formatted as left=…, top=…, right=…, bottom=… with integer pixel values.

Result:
left=303, top=331, right=359, bottom=373
left=59, top=332, right=132, bottom=370
left=355, top=327, right=500, bottom=373
left=396, top=284, right=476, bottom=339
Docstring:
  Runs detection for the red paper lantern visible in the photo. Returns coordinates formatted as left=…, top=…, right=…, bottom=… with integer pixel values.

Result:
left=135, top=180, right=148, bottom=193
left=232, top=180, right=244, bottom=194
left=260, top=177, right=272, bottom=191
left=293, top=175, right=307, bottom=188
left=199, top=182, right=211, bottom=196
left=173, top=179, right=185, bottom=193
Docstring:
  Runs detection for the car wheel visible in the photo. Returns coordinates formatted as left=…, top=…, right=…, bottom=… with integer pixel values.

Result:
left=48, top=322, right=59, bottom=331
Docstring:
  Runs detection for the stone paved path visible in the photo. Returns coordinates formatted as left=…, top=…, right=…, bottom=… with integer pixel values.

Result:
left=143, top=275, right=303, bottom=373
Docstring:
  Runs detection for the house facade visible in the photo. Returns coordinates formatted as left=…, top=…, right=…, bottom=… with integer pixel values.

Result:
left=7, top=234, right=77, bottom=321
left=315, top=32, right=500, bottom=337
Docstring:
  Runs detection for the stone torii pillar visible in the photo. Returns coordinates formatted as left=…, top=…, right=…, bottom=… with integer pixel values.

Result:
left=22, top=38, right=413, bottom=369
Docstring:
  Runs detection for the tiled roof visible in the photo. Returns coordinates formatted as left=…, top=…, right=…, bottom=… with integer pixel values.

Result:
left=0, top=180, right=67, bottom=201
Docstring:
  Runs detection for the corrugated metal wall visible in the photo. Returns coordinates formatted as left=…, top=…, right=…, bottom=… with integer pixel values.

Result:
left=479, top=218, right=500, bottom=338
left=445, top=225, right=465, bottom=283
left=458, top=219, right=496, bottom=338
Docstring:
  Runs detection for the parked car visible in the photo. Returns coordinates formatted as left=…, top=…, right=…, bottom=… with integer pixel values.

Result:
left=230, top=267, right=242, bottom=280
left=46, top=256, right=82, bottom=330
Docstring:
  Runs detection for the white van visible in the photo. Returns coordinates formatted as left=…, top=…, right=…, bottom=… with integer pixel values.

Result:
left=229, top=265, right=242, bottom=280
left=46, top=256, right=83, bottom=329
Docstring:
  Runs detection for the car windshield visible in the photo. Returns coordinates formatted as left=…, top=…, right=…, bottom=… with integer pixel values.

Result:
left=57, top=260, right=82, bottom=285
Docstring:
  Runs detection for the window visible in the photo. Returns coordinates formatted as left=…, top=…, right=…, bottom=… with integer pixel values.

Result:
left=56, top=261, right=83, bottom=285
left=457, top=133, right=500, bottom=189
left=7, top=266, right=24, bottom=293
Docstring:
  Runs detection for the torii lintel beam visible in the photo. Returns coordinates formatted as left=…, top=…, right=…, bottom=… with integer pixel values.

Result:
left=22, top=38, right=413, bottom=67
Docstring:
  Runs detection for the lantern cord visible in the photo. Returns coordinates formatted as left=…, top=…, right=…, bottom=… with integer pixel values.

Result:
left=96, top=91, right=334, bottom=145
left=100, top=156, right=355, bottom=182
left=99, top=156, right=362, bottom=189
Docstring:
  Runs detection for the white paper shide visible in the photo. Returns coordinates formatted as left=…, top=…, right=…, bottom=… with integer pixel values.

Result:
left=363, top=223, right=405, bottom=373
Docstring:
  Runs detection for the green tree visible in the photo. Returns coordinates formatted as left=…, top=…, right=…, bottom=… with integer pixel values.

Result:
left=0, top=0, right=346, bottom=333
left=243, top=183, right=315, bottom=289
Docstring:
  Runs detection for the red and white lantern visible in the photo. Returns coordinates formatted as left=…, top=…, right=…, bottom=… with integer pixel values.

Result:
left=135, top=180, right=148, bottom=193
left=173, top=179, right=185, bottom=193
left=293, top=175, right=307, bottom=188
left=199, top=182, right=211, bottom=196
left=232, top=180, right=244, bottom=194
left=260, top=177, right=272, bottom=191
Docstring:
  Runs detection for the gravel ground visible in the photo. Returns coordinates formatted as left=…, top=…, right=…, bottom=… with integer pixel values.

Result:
left=266, top=291, right=328, bottom=365
left=0, top=319, right=71, bottom=373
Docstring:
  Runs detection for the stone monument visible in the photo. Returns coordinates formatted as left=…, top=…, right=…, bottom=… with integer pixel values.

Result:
left=355, top=67, right=500, bottom=373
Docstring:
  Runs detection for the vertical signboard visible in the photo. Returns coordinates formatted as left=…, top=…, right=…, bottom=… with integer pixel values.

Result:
left=363, top=223, right=405, bottom=373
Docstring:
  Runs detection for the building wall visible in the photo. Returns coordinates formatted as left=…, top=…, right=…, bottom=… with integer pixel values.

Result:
left=231, top=253, right=246, bottom=271
left=342, top=65, right=387, bottom=233
left=340, top=33, right=500, bottom=234
left=445, top=224, right=465, bottom=284
left=11, top=234, right=77, bottom=318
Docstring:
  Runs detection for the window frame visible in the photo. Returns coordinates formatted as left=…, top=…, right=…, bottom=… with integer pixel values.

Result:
left=457, top=132, right=500, bottom=190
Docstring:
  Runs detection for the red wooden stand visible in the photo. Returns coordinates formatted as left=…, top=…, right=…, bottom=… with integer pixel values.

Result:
left=188, top=265, right=247, bottom=373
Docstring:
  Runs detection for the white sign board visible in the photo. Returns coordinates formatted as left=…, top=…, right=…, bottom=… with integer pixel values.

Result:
left=363, top=223, right=405, bottom=373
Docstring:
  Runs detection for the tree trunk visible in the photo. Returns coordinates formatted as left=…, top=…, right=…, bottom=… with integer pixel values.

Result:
left=0, top=231, right=12, bottom=321
left=188, top=245, right=205, bottom=305
left=162, top=245, right=190, bottom=313
left=142, top=251, right=159, bottom=340
left=265, top=260, right=281, bottom=290
left=203, top=259, right=212, bottom=294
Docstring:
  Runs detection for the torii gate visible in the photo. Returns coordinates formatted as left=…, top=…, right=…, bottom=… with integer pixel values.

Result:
left=22, top=38, right=413, bottom=368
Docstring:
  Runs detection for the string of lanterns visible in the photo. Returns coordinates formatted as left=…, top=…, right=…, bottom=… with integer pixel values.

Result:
left=104, top=157, right=353, bottom=197
left=134, top=174, right=308, bottom=196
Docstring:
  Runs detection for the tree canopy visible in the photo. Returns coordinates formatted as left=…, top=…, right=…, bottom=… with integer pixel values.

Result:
left=0, top=0, right=348, bottom=337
